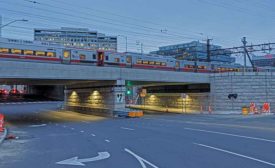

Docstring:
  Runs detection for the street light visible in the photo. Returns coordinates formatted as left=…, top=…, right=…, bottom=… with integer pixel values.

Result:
left=0, top=18, right=28, bottom=37
left=118, top=35, right=128, bottom=52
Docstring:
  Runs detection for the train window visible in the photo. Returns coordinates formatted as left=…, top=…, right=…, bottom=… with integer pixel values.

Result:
left=0, top=48, right=9, bottom=53
left=80, top=54, right=86, bottom=60
left=161, top=62, right=166, bottom=66
left=11, top=49, right=22, bottom=54
left=63, top=50, right=70, bottom=58
left=198, top=66, right=206, bottom=69
left=105, top=55, right=109, bottom=61
left=36, top=51, right=46, bottom=56
left=155, top=62, right=161, bottom=65
left=186, top=65, right=194, bottom=68
left=47, top=52, right=56, bottom=57
left=93, top=54, right=96, bottom=59
left=149, top=61, right=155, bottom=65
left=142, top=61, right=148, bottom=64
left=24, top=50, right=34, bottom=55
left=137, top=60, right=142, bottom=64
left=115, top=58, right=120, bottom=62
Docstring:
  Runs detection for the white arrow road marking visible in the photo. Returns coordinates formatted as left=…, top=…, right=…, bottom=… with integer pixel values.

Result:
left=121, top=127, right=135, bottom=131
left=185, top=127, right=275, bottom=143
left=29, top=124, right=47, bottom=128
left=194, top=143, right=275, bottom=167
left=124, top=148, right=159, bottom=168
left=56, top=152, right=110, bottom=166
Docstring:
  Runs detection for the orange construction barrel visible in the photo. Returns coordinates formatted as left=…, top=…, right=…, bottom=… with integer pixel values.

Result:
left=0, top=114, right=4, bottom=132
left=242, top=107, right=249, bottom=115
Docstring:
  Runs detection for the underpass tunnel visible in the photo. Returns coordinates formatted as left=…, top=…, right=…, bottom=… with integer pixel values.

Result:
left=126, top=82, right=211, bottom=113
left=26, top=85, right=64, bottom=101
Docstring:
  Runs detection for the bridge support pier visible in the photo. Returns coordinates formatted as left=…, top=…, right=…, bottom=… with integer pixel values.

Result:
left=64, top=80, right=127, bottom=117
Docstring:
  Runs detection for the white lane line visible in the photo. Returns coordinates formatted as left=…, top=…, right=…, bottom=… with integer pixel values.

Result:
left=194, top=143, right=275, bottom=167
left=91, top=134, right=96, bottom=137
left=29, top=124, right=47, bottom=128
left=185, top=127, right=275, bottom=143
left=81, top=121, right=89, bottom=123
left=120, top=127, right=135, bottom=131
left=80, top=131, right=84, bottom=133
left=63, top=125, right=67, bottom=128
left=105, top=139, right=110, bottom=143
left=124, top=148, right=159, bottom=168
left=71, top=128, right=75, bottom=130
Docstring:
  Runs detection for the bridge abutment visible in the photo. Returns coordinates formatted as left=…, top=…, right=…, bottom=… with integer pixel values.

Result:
left=65, top=80, right=127, bottom=117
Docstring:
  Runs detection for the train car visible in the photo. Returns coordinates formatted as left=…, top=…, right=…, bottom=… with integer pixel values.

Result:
left=70, top=48, right=97, bottom=65
left=0, top=37, right=243, bottom=73
left=211, top=61, right=242, bottom=72
left=0, top=38, right=63, bottom=63
left=128, top=52, right=177, bottom=71
left=104, top=51, right=127, bottom=67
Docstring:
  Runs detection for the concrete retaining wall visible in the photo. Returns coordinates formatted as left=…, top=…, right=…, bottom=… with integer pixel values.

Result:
left=137, top=92, right=209, bottom=112
left=210, top=72, right=275, bottom=112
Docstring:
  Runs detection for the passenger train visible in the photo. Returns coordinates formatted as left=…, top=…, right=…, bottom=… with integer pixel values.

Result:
left=0, top=38, right=242, bottom=72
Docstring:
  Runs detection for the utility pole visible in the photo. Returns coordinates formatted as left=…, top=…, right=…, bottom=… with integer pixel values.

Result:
left=0, top=16, right=2, bottom=37
left=242, top=37, right=247, bottom=72
left=206, top=38, right=212, bottom=71
left=206, top=38, right=212, bottom=62
left=194, top=43, right=198, bottom=72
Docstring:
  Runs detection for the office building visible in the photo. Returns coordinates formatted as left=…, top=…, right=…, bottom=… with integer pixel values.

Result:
left=252, top=54, right=275, bottom=67
left=150, top=41, right=235, bottom=63
left=34, top=27, right=117, bottom=51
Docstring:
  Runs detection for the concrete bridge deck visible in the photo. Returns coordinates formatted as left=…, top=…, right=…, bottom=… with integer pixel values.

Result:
left=0, top=60, right=210, bottom=84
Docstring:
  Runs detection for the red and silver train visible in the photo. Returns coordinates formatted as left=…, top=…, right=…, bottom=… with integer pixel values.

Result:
left=0, top=38, right=242, bottom=72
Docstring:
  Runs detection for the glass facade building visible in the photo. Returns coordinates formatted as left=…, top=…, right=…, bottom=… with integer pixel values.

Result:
left=252, top=54, right=275, bottom=67
left=34, top=27, right=117, bottom=51
left=150, top=41, right=235, bottom=63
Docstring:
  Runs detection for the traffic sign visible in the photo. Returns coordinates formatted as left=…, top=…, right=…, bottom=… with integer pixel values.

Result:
left=116, top=93, right=124, bottom=103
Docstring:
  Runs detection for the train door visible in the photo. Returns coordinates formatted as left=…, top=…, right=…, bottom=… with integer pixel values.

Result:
left=97, top=51, right=104, bottom=66
left=62, top=50, right=71, bottom=64
left=175, top=61, right=180, bottom=71
left=126, top=55, right=132, bottom=68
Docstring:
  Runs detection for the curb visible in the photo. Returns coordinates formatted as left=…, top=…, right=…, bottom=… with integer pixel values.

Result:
left=0, top=128, right=8, bottom=145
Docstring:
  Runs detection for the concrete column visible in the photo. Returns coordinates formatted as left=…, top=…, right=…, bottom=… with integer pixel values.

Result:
left=65, top=80, right=127, bottom=117
left=112, top=80, right=127, bottom=115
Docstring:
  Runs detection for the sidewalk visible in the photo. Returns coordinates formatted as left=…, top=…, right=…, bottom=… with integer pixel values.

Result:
left=0, top=128, right=8, bottom=144
left=127, top=105, right=198, bottom=114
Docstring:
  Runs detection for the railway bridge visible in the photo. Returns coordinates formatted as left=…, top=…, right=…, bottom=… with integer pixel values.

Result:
left=0, top=60, right=210, bottom=116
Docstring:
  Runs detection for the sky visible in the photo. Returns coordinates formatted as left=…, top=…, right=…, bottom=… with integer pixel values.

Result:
left=0, top=0, right=275, bottom=57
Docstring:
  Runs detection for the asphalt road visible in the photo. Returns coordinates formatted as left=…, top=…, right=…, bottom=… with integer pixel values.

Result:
left=1, top=104, right=275, bottom=168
